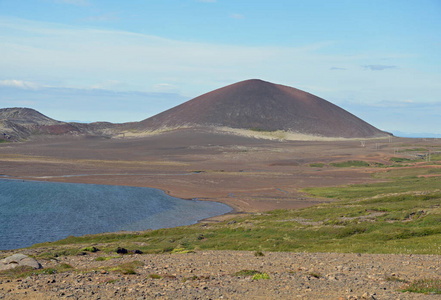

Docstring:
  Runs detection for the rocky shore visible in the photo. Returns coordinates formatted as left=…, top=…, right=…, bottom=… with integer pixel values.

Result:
left=1, top=250, right=440, bottom=299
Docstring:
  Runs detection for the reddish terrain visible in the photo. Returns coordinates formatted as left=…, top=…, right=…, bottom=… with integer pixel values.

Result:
left=0, top=129, right=415, bottom=217
left=139, top=79, right=390, bottom=138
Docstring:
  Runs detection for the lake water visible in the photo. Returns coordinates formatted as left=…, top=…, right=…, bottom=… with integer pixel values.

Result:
left=0, top=179, right=231, bottom=250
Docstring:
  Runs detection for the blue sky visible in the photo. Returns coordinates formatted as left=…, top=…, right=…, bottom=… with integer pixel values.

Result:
left=0, top=0, right=440, bottom=136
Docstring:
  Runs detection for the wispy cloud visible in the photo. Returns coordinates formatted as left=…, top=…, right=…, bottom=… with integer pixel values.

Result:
left=363, top=64, right=398, bottom=71
left=0, top=79, right=38, bottom=89
left=1, top=17, right=439, bottom=118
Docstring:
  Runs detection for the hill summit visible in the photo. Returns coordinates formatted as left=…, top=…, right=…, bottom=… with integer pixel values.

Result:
left=139, top=79, right=389, bottom=138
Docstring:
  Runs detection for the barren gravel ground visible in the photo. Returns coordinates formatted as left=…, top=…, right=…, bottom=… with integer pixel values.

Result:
left=1, top=250, right=440, bottom=300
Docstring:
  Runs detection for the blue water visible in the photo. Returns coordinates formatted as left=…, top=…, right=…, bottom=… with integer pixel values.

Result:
left=0, top=179, right=231, bottom=250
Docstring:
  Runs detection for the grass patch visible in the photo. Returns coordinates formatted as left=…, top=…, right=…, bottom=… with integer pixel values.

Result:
left=95, top=255, right=121, bottom=261
left=307, top=272, right=322, bottom=279
left=310, top=163, right=325, bottom=168
left=330, top=160, right=370, bottom=167
left=149, top=274, right=162, bottom=279
left=233, top=270, right=262, bottom=277
left=402, top=278, right=441, bottom=294
left=252, top=273, right=270, bottom=280
left=0, top=263, right=73, bottom=279
left=107, top=261, right=144, bottom=275
left=171, top=247, right=195, bottom=254
left=390, top=157, right=412, bottom=163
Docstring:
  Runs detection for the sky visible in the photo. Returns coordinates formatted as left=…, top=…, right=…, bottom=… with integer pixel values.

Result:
left=0, top=0, right=440, bottom=136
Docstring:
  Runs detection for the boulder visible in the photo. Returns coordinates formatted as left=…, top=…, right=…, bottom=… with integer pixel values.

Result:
left=0, top=253, right=42, bottom=271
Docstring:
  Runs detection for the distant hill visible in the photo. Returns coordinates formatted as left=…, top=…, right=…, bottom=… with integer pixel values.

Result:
left=0, top=108, right=115, bottom=141
left=0, top=108, right=80, bottom=141
left=0, top=80, right=391, bottom=141
left=138, top=79, right=390, bottom=139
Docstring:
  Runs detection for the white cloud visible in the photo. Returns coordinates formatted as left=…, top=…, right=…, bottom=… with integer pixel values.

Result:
left=363, top=64, right=398, bottom=71
left=1, top=16, right=440, bottom=128
left=0, top=80, right=38, bottom=89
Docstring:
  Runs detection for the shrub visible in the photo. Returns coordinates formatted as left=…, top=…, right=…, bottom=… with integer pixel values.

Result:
left=81, top=246, right=99, bottom=253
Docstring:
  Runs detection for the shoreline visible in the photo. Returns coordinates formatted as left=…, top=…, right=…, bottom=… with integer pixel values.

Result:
left=0, top=178, right=235, bottom=252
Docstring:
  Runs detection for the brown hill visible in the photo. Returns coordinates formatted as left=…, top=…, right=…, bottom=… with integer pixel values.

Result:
left=0, top=108, right=80, bottom=141
left=139, top=79, right=389, bottom=138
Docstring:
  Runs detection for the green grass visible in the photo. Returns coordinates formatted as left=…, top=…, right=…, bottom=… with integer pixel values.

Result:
left=171, top=247, right=195, bottom=254
left=252, top=273, right=270, bottom=280
left=329, top=160, right=370, bottom=167
left=233, top=270, right=262, bottom=277
left=402, top=278, right=441, bottom=294
left=309, top=163, right=325, bottom=168
left=390, top=157, right=412, bottom=163
left=94, top=255, right=121, bottom=261
left=0, top=263, right=73, bottom=279
left=22, top=164, right=441, bottom=257
left=107, top=261, right=144, bottom=275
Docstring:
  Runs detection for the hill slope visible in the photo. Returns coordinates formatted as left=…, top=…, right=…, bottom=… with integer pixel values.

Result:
left=0, top=108, right=80, bottom=141
left=139, top=79, right=389, bottom=138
